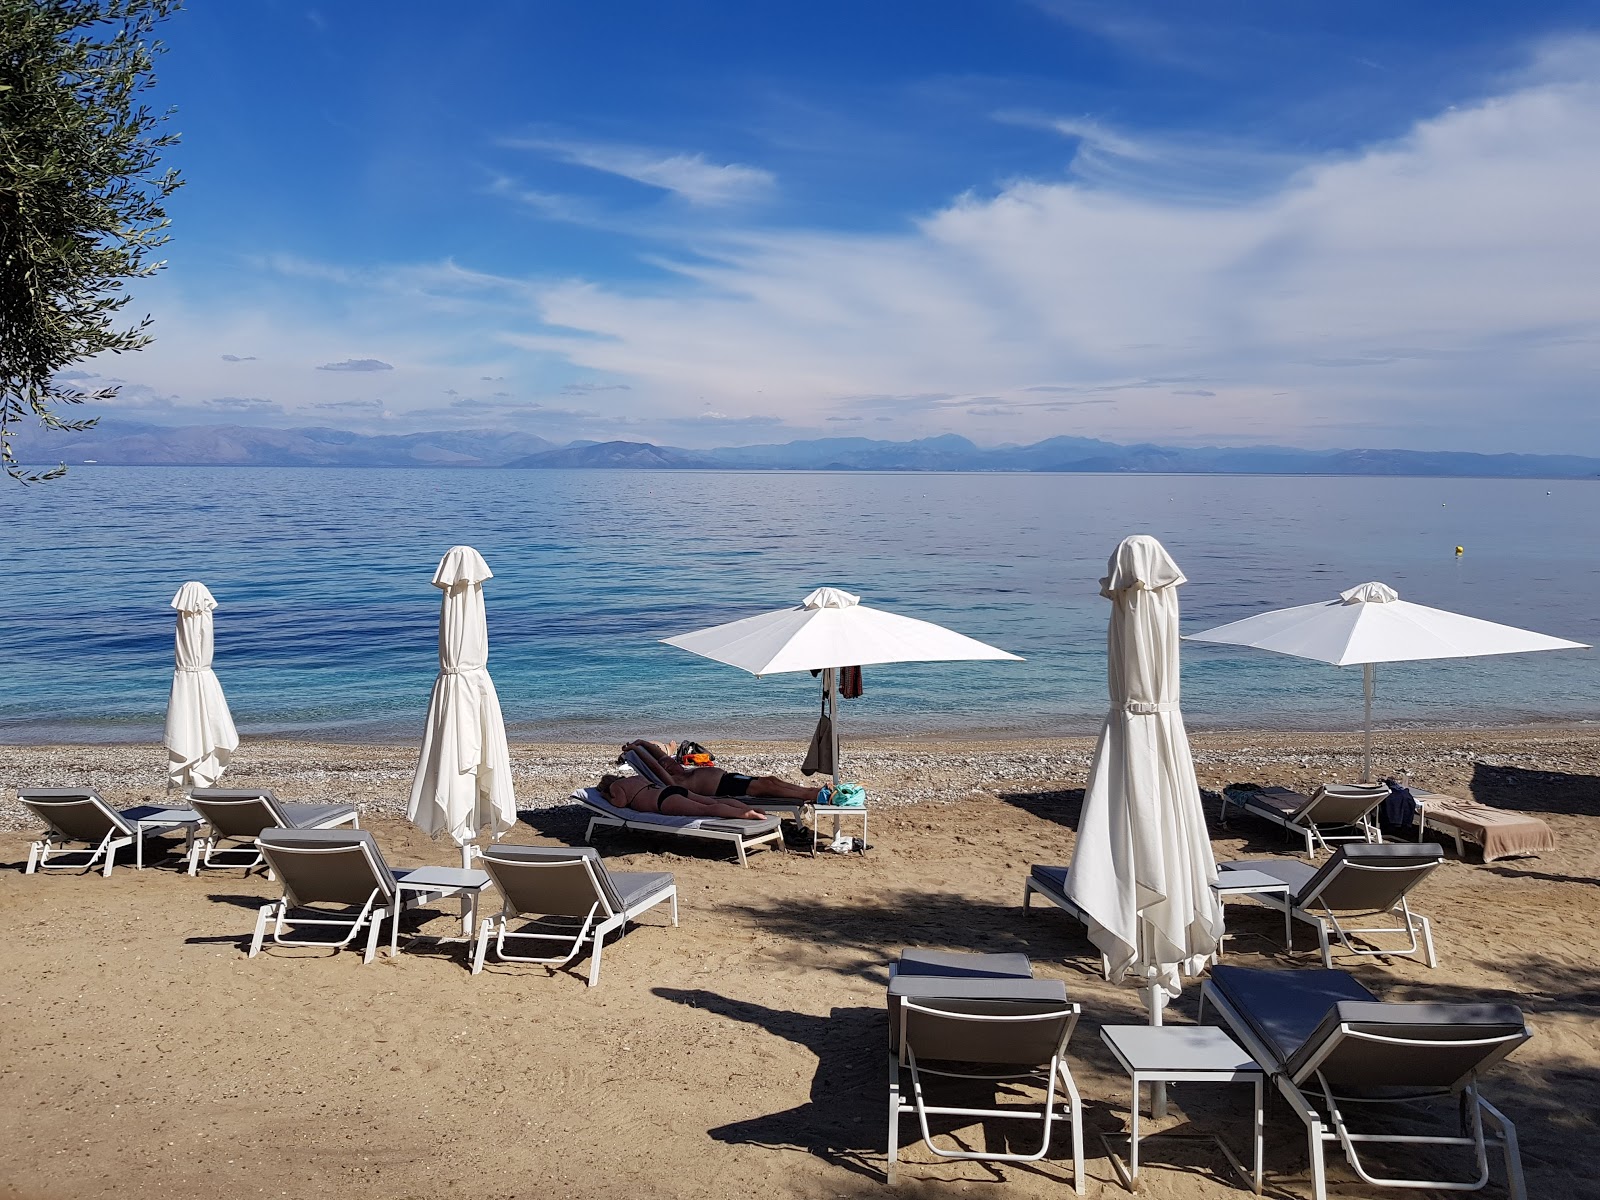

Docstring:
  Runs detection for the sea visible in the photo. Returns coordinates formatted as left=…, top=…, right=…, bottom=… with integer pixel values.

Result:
left=2, top=467, right=1595, bottom=745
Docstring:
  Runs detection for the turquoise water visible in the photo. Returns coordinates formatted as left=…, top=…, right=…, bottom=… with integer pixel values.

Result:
left=2, top=468, right=1595, bottom=743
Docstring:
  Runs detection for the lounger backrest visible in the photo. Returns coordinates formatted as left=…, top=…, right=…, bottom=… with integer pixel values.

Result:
left=481, top=844, right=620, bottom=916
left=258, top=828, right=397, bottom=907
left=888, top=976, right=1069, bottom=1055
left=188, top=788, right=288, bottom=837
left=1296, top=842, right=1444, bottom=910
left=17, top=789, right=129, bottom=841
left=900, top=994, right=1078, bottom=1066
left=1303, top=783, right=1390, bottom=825
left=1286, top=1000, right=1531, bottom=1089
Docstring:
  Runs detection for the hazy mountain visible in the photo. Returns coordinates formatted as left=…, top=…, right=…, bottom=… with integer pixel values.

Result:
left=25, top=420, right=1600, bottom=478
left=29, top=420, right=557, bottom=467
left=503, top=440, right=721, bottom=469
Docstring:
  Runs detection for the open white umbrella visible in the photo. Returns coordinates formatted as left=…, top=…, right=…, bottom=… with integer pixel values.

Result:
left=662, top=586, right=1021, bottom=788
left=1065, top=537, right=1222, bottom=1006
left=1185, top=581, right=1588, bottom=781
left=163, top=581, right=239, bottom=789
left=408, top=546, right=516, bottom=866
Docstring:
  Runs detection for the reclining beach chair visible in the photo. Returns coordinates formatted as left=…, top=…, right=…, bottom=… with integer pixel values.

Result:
left=471, top=844, right=677, bottom=986
left=572, top=787, right=783, bottom=867
left=1220, top=842, right=1443, bottom=968
left=886, top=949, right=1084, bottom=1192
left=1200, top=964, right=1530, bottom=1200
left=252, top=827, right=489, bottom=964
left=1221, top=783, right=1390, bottom=857
left=621, top=747, right=810, bottom=821
left=18, top=788, right=198, bottom=876
left=1021, top=865, right=1111, bottom=979
left=186, top=787, right=359, bottom=876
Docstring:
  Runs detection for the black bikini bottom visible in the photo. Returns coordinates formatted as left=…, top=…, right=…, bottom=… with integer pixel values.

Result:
left=715, top=772, right=754, bottom=798
left=657, top=785, right=690, bottom=810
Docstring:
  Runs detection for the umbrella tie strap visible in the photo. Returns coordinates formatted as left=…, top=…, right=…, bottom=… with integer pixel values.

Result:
left=1123, top=700, right=1180, bottom=715
left=174, top=666, right=206, bottom=673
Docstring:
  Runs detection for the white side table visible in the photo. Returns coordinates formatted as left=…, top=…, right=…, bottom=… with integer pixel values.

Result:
left=809, top=804, right=868, bottom=855
left=133, top=808, right=202, bottom=870
left=1100, top=1024, right=1264, bottom=1194
left=393, top=866, right=493, bottom=941
left=1211, top=869, right=1294, bottom=954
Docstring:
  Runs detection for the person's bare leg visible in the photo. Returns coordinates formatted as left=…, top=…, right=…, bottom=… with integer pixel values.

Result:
left=659, top=794, right=768, bottom=821
left=745, top=776, right=826, bottom=802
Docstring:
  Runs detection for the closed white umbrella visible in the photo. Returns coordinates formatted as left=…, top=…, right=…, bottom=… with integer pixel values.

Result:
left=408, top=546, right=516, bottom=866
left=163, top=582, right=239, bottom=789
left=1065, top=537, right=1223, bottom=1006
left=1186, top=581, right=1588, bottom=781
left=662, top=586, right=1021, bottom=787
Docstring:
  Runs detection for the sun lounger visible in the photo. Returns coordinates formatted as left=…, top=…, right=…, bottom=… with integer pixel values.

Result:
left=886, top=949, right=1084, bottom=1191
left=1220, top=842, right=1443, bottom=967
left=253, top=827, right=489, bottom=964
left=1411, top=790, right=1557, bottom=862
left=1221, top=783, right=1390, bottom=857
left=572, top=787, right=783, bottom=866
left=1200, top=964, right=1530, bottom=1199
left=18, top=788, right=197, bottom=876
left=471, top=844, right=677, bottom=986
left=1021, top=865, right=1112, bottom=978
left=621, top=747, right=810, bottom=820
left=186, top=787, right=359, bottom=876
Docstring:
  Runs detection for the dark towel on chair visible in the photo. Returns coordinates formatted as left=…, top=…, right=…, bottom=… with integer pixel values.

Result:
left=1383, top=779, right=1418, bottom=830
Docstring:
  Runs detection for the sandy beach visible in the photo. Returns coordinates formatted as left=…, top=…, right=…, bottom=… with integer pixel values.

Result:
left=2, top=725, right=1597, bottom=1199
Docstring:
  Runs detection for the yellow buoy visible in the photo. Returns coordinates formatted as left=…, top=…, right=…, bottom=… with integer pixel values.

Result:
left=1455, top=546, right=1464, bottom=556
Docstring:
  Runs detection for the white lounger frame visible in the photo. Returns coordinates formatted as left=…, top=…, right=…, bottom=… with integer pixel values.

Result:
left=22, top=795, right=191, bottom=878
left=888, top=998, right=1085, bottom=1193
left=471, top=854, right=678, bottom=987
left=1246, top=859, right=1438, bottom=969
left=186, top=793, right=360, bottom=877
left=1221, top=787, right=1385, bottom=858
left=249, top=840, right=470, bottom=965
left=577, top=791, right=783, bottom=867
left=1199, top=982, right=1527, bottom=1200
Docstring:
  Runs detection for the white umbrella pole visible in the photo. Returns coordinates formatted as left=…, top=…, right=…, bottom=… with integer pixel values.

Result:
left=1362, top=663, right=1376, bottom=784
left=1144, top=922, right=1169, bottom=1118
left=461, top=843, right=476, bottom=869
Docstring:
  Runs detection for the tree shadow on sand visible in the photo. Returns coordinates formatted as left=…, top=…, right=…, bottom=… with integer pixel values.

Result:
left=1468, top=761, right=1600, bottom=818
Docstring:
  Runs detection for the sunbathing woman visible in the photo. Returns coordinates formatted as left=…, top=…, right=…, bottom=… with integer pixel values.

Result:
left=619, top=740, right=828, bottom=803
left=597, top=773, right=771, bottom=821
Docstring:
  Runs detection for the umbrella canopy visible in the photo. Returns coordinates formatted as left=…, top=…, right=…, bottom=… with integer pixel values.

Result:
left=662, top=586, right=1020, bottom=786
left=663, top=585, right=1021, bottom=676
left=163, top=581, right=240, bottom=788
left=1186, top=581, right=1588, bottom=779
left=408, top=546, right=516, bottom=856
left=1064, top=537, right=1222, bottom=1003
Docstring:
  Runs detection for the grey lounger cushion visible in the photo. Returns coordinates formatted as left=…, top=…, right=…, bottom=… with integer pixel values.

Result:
left=576, top=788, right=782, bottom=836
left=279, top=802, right=357, bottom=828
left=1208, top=964, right=1376, bottom=1068
left=483, top=843, right=672, bottom=914
left=895, top=948, right=1034, bottom=979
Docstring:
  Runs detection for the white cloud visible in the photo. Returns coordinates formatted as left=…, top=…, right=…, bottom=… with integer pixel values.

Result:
left=510, top=40, right=1600, bottom=452
left=506, top=137, right=775, bottom=207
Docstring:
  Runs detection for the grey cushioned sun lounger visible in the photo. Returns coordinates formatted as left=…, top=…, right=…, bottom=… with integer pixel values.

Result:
left=1021, top=865, right=1111, bottom=978
left=886, top=949, right=1084, bottom=1192
left=1221, top=783, right=1390, bottom=857
left=472, top=844, right=677, bottom=986
left=186, top=787, right=359, bottom=876
left=621, top=747, right=810, bottom=820
left=253, top=827, right=488, bottom=964
left=18, top=788, right=196, bottom=876
left=573, top=787, right=783, bottom=867
left=1221, top=842, right=1443, bottom=968
left=1200, top=964, right=1530, bottom=1200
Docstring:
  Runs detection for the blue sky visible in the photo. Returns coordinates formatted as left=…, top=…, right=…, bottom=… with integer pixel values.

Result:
left=70, top=1, right=1600, bottom=453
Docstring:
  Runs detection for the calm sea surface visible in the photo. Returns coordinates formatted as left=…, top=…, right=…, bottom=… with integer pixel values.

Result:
left=2, top=468, right=1595, bottom=744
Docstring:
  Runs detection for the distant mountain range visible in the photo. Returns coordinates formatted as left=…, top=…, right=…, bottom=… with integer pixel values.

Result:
left=27, top=420, right=1600, bottom=478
